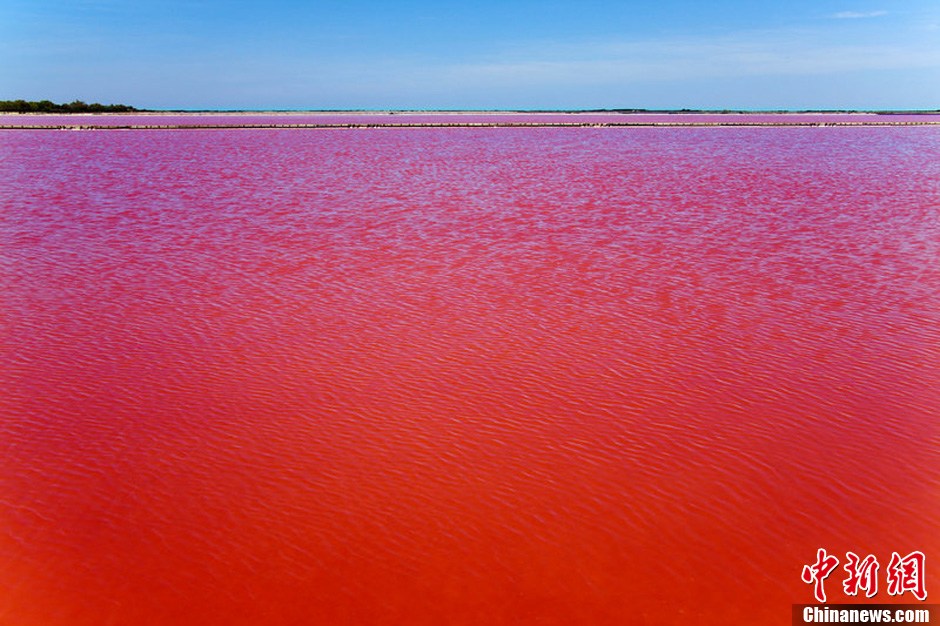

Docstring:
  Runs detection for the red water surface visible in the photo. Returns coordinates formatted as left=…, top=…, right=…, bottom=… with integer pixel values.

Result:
left=1, top=126, right=939, bottom=625
left=3, top=111, right=940, bottom=127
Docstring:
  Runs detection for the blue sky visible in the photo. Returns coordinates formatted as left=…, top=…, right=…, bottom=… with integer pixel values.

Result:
left=1, top=0, right=939, bottom=110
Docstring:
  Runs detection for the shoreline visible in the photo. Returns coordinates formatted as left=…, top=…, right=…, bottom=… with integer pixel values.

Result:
left=3, top=110, right=940, bottom=130
left=4, top=122, right=940, bottom=130
left=3, top=109, right=939, bottom=115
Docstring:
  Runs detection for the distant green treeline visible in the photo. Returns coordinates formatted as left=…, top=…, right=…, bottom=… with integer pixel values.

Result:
left=0, top=100, right=139, bottom=113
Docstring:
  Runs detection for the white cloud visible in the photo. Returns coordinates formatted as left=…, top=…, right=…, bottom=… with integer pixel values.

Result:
left=832, top=11, right=888, bottom=19
left=439, top=28, right=940, bottom=91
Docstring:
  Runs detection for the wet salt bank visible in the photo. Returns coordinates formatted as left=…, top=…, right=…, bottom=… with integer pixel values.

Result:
left=1, top=118, right=938, bottom=626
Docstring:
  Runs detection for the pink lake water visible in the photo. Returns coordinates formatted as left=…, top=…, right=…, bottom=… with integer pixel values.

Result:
left=3, top=111, right=940, bottom=127
left=1, top=123, right=939, bottom=625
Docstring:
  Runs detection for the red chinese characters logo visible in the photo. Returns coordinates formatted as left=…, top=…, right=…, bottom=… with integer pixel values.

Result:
left=802, top=549, right=840, bottom=602
left=888, top=551, right=927, bottom=601
left=843, top=552, right=879, bottom=598
left=802, top=549, right=927, bottom=602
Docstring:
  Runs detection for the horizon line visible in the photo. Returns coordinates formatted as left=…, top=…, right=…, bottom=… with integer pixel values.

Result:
left=106, top=108, right=940, bottom=114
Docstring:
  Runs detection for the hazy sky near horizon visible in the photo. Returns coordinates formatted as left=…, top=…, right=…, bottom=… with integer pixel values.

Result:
left=2, top=0, right=939, bottom=110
